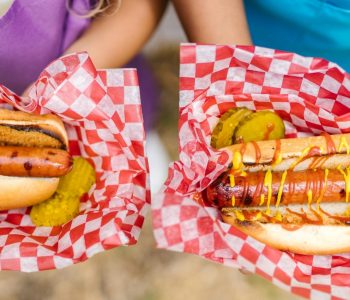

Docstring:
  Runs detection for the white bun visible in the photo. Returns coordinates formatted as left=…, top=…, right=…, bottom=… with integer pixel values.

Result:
left=0, top=109, right=68, bottom=149
left=222, top=209, right=350, bottom=255
left=244, top=153, right=350, bottom=172
left=223, top=133, right=350, bottom=172
left=0, top=176, right=59, bottom=210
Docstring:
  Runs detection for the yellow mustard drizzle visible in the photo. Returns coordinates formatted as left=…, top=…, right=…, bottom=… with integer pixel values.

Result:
left=235, top=211, right=262, bottom=222
left=229, top=174, right=235, bottom=187
left=229, top=173, right=236, bottom=206
left=255, top=212, right=262, bottom=221
left=289, top=146, right=311, bottom=170
left=239, top=171, right=247, bottom=177
left=276, top=170, right=287, bottom=208
left=307, top=190, right=313, bottom=209
left=232, top=151, right=243, bottom=170
left=337, top=166, right=350, bottom=203
left=345, top=167, right=350, bottom=202
left=231, top=195, right=236, bottom=206
left=259, top=194, right=265, bottom=206
left=264, top=169, right=273, bottom=214
left=338, top=137, right=350, bottom=155
left=275, top=211, right=283, bottom=222
left=272, top=153, right=283, bottom=167
left=317, top=168, right=329, bottom=210
left=234, top=210, right=245, bottom=221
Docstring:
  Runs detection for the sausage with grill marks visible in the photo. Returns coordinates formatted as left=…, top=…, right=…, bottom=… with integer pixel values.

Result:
left=0, top=146, right=72, bottom=177
left=205, top=169, right=346, bottom=208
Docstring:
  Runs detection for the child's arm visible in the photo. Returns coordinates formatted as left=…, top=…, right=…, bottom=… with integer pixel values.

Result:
left=65, top=0, right=168, bottom=68
left=172, top=0, right=252, bottom=44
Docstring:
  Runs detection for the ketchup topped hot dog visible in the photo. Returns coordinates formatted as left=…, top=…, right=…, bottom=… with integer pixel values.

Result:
left=204, top=108, right=350, bottom=255
left=207, top=169, right=347, bottom=209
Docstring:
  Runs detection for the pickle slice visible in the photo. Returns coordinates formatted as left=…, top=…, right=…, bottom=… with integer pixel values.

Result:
left=211, top=108, right=252, bottom=149
left=233, top=111, right=285, bottom=143
left=30, top=157, right=96, bottom=227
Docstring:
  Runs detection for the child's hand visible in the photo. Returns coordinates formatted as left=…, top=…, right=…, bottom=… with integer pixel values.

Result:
left=172, top=0, right=252, bottom=44
left=65, top=0, right=168, bottom=69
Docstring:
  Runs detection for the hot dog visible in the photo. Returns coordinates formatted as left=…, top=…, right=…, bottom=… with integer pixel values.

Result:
left=0, top=109, right=72, bottom=209
left=204, top=132, right=350, bottom=254
left=206, top=169, right=346, bottom=208
left=0, top=146, right=72, bottom=177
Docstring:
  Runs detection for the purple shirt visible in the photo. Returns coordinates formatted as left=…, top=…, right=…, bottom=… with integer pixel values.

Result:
left=0, top=0, right=157, bottom=130
left=0, top=0, right=90, bottom=94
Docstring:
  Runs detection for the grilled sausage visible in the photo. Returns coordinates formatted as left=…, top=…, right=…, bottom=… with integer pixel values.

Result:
left=0, top=146, right=72, bottom=177
left=205, top=169, right=346, bottom=208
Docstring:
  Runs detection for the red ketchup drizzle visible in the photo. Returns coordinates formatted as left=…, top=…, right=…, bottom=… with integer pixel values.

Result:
left=281, top=224, right=302, bottom=231
left=263, top=123, right=275, bottom=140
left=305, top=171, right=311, bottom=199
left=309, top=169, right=320, bottom=205
left=309, top=156, right=327, bottom=170
left=272, top=139, right=281, bottom=164
left=242, top=210, right=260, bottom=221
left=309, top=157, right=319, bottom=170
left=286, top=208, right=322, bottom=225
left=253, top=171, right=264, bottom=202
left=241, top=177, right=249, bottom=205
left=320, top=132, right=336, bottom=154
left=240, top=143, right=247, bottom=157
left=320, top=156, right=328, bottom=168
left=311, top=171, right=317, bottom=201
left=251, top=141, right=261, bottom=164
left=313, top=170, right=320, bottom=200
left=288, top=172, right=296, bottom=204
left=305, top=146, right=322, bottom=158
left=262, top=212, right=282, bottom=224
left=318, top=169, right=325, bottom=203
left=319, top=207, right=350, bottom=224
left=293, top=146, right=322, bottom=171
left=309, top=206, right=324, bottom=224
left=319, top=169, right=326, bottom=200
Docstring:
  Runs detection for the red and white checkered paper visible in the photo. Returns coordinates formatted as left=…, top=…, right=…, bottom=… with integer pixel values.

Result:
left=0, top=52, right=149, bottom=271
left=153, top=44, right=350, bottom=300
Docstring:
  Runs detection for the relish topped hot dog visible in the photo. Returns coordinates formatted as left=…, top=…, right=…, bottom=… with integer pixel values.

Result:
left=203, top=108, right=350, bottom=254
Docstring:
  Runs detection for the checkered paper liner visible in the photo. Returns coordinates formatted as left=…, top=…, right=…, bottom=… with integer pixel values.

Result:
left=0, top=52, right=149, bottom=271
left=152, top=44, right=350, bottom=300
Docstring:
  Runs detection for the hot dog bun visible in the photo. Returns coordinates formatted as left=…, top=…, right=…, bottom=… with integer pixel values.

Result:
left=222, top=209, right=350, bottom=255
left=0, top=109, right=70, bottom=209
left=226, top=133, right=350, bottom=171
left=0, top=176, right=59, bottom=210
left=0, top=109, right=68, bottom=149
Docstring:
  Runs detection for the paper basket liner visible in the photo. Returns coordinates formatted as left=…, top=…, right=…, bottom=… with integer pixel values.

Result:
left=153, top=44, right=350, bottom=299
left=0, top=52, right=149, bottom=271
